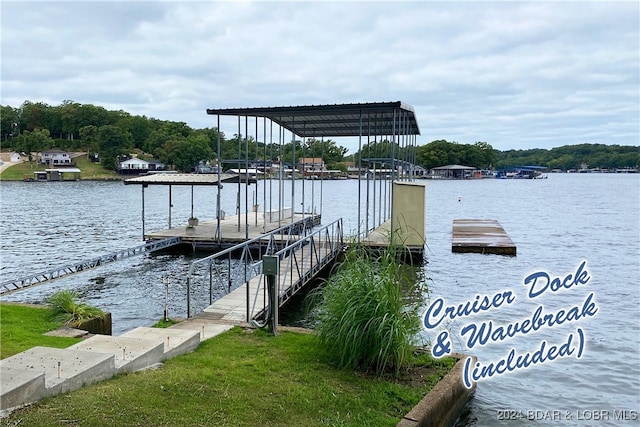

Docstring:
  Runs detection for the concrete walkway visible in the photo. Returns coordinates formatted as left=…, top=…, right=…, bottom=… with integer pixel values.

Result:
left=0, top=160, right=24, bottom=174
left=0, top=315, right=235, bottom=415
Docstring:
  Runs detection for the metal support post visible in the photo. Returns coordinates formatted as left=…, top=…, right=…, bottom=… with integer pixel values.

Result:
left=262, top=255, right=279, bottom=335
left=163, top=276, right=169, bottom=322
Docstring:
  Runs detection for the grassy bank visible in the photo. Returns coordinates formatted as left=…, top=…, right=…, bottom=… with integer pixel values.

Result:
left=0, top=155, right=119, bottom=181
left=1, top=304, right=454, bottom=426
left=73, top=155, right=120, bottom=180
left=0, top=303, right=82, bottom=359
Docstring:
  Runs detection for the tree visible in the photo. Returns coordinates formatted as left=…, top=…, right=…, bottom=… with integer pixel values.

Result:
left=144, top=129, right=172, bottom=157
left=281, top=139, right=302, bottom=165
left=77, top=104, right=112, bottom=129
left=495, top=144, right=640, bottom=170
left=98, top=125, right=131, bottom=170
left=161, top=121, right=191, bottom=138
left=129, top=115, right=153, bottom=150
left=79, top=125, right=99, bottom=157
left=414, top=140, right=497, bottom=170
left=18, top=129, right=54, bottom=158
left=157, top=138, right=182, bottom=169
left=60, top=100, right=80, bottom=140
left=303, top=138, right=348, bottom=168
left=471, top=141, right=496, bottom=169
left=179, top=134, right=215, bottom=172
left=0, top=105, right=18, bottom=142
left=219, top=134, right=259, bottom=167
left=20, top=101, right=49, bottom=133
left=416, top=140, right=457, bottom=169
left=193, top=127, right=225, bottom=159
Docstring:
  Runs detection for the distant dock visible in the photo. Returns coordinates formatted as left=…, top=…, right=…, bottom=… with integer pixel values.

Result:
left=451, top=219, right=516, bottom=256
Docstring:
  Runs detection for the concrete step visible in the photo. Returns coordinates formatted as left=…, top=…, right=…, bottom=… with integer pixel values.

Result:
left=0, top=366, right=45, bottom=411
left=120, top=327, right=200, bottom=360
left=169, top=320, right=234, bottom=340
left=0, top=346, right=114, bottom=410
left=1, top=321, right=234, bottom=414
left=69, top=335, right=164, bottom=374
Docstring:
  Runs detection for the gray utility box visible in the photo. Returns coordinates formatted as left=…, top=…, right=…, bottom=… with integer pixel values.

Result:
left=262, top=256, right=279, bottom=275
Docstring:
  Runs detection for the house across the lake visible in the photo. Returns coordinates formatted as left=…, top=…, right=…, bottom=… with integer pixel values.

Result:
left=39, top=149, right=72, bottom=166
left=297, top=157, right=332, bottom=178
left=10, top=152, right=25, bottom=162
left=117, top=157, right=166, bottom=175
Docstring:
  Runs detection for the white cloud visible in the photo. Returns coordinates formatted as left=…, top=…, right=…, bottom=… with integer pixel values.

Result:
left=1, top=1, right=638, bottom=152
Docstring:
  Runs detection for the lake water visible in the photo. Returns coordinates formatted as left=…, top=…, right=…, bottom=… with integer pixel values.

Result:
left=1, top=174, right=638, bottom=426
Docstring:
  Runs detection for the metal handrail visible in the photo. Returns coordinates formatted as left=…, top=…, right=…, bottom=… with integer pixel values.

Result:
left=184, top=218, right=343, bottom=320
left=247, top=219, right=344, bottom=321
left=184, top=218, right=317, bottom=317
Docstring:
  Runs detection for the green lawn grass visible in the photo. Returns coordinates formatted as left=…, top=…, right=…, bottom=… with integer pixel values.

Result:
left=1, top=310, right=454, bottom=427
left=73, top=155, right=120, bottom=180
left=0, top=303, right=82, bottom=358
left=0, top=155, right=119, bottom=181
left=0, top=160, right=46, bottom=181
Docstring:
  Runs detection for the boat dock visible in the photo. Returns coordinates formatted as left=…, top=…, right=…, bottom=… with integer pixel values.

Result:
left=451, top=219, right=516, bottom=256
left=1, top=101, right=431, bottom=413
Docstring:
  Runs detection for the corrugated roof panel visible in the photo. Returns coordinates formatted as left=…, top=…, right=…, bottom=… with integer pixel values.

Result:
left=206, top=101, right=420, bottom=138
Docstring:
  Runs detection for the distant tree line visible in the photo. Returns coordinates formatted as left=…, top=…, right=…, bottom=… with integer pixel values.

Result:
left=413, top=140, right=639, bottom=171
left=0, top=101, right=349, bottom=172
left=2, top=101, right=638, bottom=172
left=497, top=143, right=639, bottom=170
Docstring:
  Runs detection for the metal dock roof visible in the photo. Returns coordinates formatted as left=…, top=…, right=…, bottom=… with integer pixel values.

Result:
left=206, top=101, right=420, bottom=138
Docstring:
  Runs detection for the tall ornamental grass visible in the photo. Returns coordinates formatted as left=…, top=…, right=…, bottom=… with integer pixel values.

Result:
left=314, top=244, right=426, bottom=377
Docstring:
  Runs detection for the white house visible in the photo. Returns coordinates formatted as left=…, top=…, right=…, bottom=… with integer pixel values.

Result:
left=119, top=158, right=150, bottom=170
left=118, top=157, right=166, bottom=174
left=39, top=149, right=72, bottom=166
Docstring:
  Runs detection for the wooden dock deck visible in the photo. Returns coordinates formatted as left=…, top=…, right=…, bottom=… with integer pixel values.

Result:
left=451, top=219, right=516, bottom=256
left=361, top=220, right=425, bottom=261
left=146, top=212, right=321, bottom=250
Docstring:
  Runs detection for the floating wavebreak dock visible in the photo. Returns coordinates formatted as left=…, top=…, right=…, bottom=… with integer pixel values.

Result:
left=451, top=219, right=516, bottom=256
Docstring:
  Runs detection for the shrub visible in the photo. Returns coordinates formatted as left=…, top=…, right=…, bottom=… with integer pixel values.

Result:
left=314, top=244, right=426, bottom=377
left=152, top=318, right=181, bottom=328
left=46, top=290, right=105, bottom=326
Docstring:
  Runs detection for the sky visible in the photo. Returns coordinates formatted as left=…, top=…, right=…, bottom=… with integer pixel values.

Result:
left=1, top=1, right=638, bottom=153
